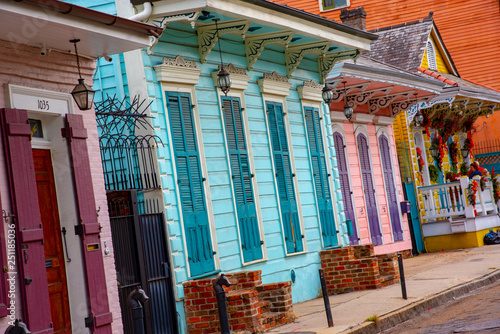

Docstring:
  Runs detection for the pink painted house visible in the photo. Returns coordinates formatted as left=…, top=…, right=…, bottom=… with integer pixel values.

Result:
left=326, top=54, right=444, bottom=255
left=0, top=1, right=160, bottom=333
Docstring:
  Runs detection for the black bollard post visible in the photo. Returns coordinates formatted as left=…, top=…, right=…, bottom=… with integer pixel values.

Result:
left=319, top=269, right=334, bottom=327
left=5, top=319, right=31, bottom=334
left=397, top=254, right=407, bottom=300
left=213, top=273, right=231, bottom=334
left=128, top=286, right=150, bottom=334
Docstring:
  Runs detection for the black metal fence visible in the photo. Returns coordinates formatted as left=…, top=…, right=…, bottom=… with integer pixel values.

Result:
left=108, top=191, right=178, bottom=334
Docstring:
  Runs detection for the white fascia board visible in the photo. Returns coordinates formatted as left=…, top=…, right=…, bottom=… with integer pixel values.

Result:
left=150, top=0, right=373, bottom=51
left=338, top=64, right=445, bottom=94
left=2, top=1, right=151, bottom=58
left=457, top=88, right=500, bottom=104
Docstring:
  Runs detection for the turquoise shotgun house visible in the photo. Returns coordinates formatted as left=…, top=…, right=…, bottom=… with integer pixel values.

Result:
left=69, top=0, right=376, bottom=331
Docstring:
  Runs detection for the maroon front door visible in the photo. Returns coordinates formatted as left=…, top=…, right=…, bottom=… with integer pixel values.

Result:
left=33, top=149, right=72, bottom=334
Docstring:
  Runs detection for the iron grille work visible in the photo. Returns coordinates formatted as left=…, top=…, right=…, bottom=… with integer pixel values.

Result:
left=108, top=191, right=178, bottom=334
left=96, top=96, right=163, bottom=191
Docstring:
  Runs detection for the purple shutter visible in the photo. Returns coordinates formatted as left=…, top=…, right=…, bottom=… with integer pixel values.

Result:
left=379, top=135, right=403, bottom=241
left=64, top=114, right=112, bottom=333
left=0, top=108, right=53, bottom=333
left=333, top=132, right=359, bottom=245
left=357, top=134, right=382, bottom=246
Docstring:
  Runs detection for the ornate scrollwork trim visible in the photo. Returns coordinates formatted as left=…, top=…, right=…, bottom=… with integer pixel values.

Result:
left=245, top=31, right=294, bottom=70
left=197, top=20, right=250, bottom=63
left=285, top=41, right=330, bottom=78
left=318, top=49, right=360, bottom=84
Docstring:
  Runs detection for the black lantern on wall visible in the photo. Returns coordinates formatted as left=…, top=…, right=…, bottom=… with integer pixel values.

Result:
left=430, top=145, right=440, bottom=160
left=413, top=94, right=424, bottom=127
left=70, top=39, right=95, bottom=111
left=322, top=84, right=334, bottom=105
left=213, top=19, right=231, bottom=95
left=342, top=81, right=353, bottom=121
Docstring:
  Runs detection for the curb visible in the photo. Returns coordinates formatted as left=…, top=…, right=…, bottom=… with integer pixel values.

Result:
left=339, top=270, right=500, bottom=334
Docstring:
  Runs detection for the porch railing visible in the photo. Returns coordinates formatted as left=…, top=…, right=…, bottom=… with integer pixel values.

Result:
left=419, top=176, right=499, bottom=221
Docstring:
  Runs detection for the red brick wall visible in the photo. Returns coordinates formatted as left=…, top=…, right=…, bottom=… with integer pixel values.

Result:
left=183, top=271, right=294, bottom=334
left=320, top=246, right=401, bottom=294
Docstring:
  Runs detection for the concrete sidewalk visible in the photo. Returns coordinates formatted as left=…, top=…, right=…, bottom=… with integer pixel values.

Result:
left=266, top=244, right=500, bottom=334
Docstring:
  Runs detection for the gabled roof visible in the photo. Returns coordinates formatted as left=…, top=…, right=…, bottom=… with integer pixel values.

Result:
left=365, top=16, right=433, bottom=73
left=365, top=13, right=458, bottom=76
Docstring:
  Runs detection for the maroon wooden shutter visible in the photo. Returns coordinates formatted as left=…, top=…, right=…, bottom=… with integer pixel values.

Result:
left=64, top=114, right=112, bottom=333
left=0, top=108, right=53, bottom=333
left=0, top=190, right=8, bottom=318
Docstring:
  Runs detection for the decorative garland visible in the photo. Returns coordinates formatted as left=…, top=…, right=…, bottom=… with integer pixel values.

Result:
left=480, top=176, right=486, bottom=192
left=416, top=147, right=424, bottom=172
left=429, top=164, right=439, bottom=184
left=439, top=119, right=460, bottom=144
left=491, top=168, right=500, bottom=203
left=448, top=141, right=458, bottom=173
left=431, top=134, right=445, bottom=171
left=445, top=171, right=460, bottom=182
left=467, top=179, right=479, bottom=208
left=460, top=162, right=469, bottom=176
left=415, top=147, right=424, bottom=185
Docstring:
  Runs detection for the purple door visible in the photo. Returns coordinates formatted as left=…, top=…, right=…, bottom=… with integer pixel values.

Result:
left=357, top=134, right=382, bottom=245
left=379, top=135, right=403, bottom=241
left=333, top=133, right=359, bottom=245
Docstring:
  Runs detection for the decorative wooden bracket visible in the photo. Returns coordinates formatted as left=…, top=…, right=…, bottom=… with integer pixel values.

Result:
left=245, top=31, right=294, bottom=70
left=391, top=100, right=415, bottom=116
left=197, top=20, right=250, bottom=63
left=285, top=41, right=330, bottom=78
left=369, top=91, right=414, bottom=114
left=318, top=49, right=361, bottom=83
left=144, top=11, right=201, bottom=54
left=407, top=96, right=453, bottom=123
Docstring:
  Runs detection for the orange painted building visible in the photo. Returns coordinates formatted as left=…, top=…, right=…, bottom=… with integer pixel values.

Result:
left=271, top=0, right=500, bottom=150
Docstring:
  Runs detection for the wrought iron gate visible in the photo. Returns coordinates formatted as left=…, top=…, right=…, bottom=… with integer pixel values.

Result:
left=108, top=191, right=178, bottom=334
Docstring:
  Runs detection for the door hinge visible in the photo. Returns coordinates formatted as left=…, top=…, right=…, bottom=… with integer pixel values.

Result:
left=75, top=225, right=84, bottom=236
left=84, top=316, right=94, bottom=329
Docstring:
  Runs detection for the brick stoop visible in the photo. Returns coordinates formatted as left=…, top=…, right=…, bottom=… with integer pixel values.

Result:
left=319, top=245, right=401, bottom=295
left=183, top=271, right=294, bottom=334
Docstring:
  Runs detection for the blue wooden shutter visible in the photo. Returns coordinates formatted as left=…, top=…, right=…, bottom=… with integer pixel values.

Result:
left=266, top=102, right=303, bottom=253
left=305, top=107, right=338, bottom=248
left=222, top=97, right=263, bottom=262
left=333, top=132, right=359, bottom=245
left=166, top=92, right=215, bottom=277
left=379, top=135, right=403, bottom=241
left=357, top=134, right=382, bottom=245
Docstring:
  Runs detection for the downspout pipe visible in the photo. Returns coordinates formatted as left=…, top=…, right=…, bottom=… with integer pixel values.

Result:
left=129, top=2, right=152, bottom=21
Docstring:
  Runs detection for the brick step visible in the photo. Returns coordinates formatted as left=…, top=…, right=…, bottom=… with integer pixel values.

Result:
left=380, top=275, right=399, bottom=288
left=259, top=300, right=271, bottom=314
left=258, top=311, right=289, bottom=331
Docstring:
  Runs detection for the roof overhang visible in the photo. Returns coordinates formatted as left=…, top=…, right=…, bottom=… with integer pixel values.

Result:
left=145, top=0, right=376, bottom=52
left=1, top=0, right=162, bottom=58
left=325, top=60, right=445, bottom=117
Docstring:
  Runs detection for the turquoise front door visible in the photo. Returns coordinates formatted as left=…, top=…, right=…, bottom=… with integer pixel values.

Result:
left=404, top=181, right=425, bottom=253
left=166, top=92, right=215, bottom=277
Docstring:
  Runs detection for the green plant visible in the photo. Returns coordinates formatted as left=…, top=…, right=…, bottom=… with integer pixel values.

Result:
left=429, top=164, right=440, bottom=183
left=365, top=314, right=379, bottom=326
left=492, top=168, right=500, bottom=203
left=460, top=162, right=469, bottom=176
